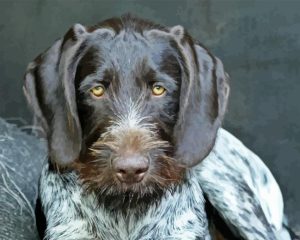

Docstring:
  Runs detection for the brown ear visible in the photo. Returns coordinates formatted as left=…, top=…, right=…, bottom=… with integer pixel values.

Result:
left=171, top=26, right=230, bottom=167
left=23, top=24, right=88, bottom=165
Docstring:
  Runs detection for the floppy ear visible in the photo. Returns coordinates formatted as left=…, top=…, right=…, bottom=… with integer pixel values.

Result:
left=171, top=26, right=230, bottom=167
left=23, top=24, right=88, bottom=165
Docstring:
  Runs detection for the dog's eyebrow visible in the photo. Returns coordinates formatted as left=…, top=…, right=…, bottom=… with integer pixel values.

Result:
left=142, top=67, right=178, bottom=89
left=78, top=68, right=113, bottom=92
left=153, top=72, right=178, bottom=89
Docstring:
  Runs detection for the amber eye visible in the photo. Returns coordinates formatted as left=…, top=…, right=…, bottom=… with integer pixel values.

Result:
left=90, top=85, right=105, bottom=98
left=152, top=85, right=166, bottom=96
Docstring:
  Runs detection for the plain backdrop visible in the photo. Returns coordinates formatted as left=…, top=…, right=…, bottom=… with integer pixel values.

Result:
left=0, top=0, right=299, bottom=230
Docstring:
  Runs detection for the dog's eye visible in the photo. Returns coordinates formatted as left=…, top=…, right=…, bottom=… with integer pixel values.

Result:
left=90, top=85, right=105, bottom=98
left=152, top=85, right=166, bottom=96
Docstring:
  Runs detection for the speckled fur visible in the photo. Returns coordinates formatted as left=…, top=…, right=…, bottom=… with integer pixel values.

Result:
left=40, top=165, right=209, bottom=240
left=39, top=128, right=289, bottom=240
left=197, top=129, right=289, bottom=240
left=24, top=15, right=292, bottom=240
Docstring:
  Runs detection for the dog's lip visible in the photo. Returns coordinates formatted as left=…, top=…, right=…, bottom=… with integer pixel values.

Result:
left=118, top=176, right=145, bottom=185
left=123, top=179, right=142, bottom=184
left=114, top=174, right=148, bottom=190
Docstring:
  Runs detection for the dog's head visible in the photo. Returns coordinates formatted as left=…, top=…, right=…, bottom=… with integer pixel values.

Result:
left=24, top=15, right=229, bottom=201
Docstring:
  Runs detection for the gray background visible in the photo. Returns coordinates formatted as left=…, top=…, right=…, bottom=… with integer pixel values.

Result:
left=0, top=0, right=299, bottom=231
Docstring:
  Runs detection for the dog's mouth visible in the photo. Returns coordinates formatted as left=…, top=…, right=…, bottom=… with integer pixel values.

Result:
left=74, top=151, right=186, bottom=192
left=87, top=170, right=184, bottom=212
left=73, top=123, right=186, bottom=209
left=73, top=144, right=186, bottom=210
left=93, top=185, right=168, bottom=213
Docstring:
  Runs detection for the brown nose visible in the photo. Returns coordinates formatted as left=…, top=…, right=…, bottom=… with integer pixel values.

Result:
left=113, top=154, right=149, bottom=183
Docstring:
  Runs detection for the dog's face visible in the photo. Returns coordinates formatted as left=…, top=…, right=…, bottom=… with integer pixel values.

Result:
left=24, top=15, right=229, bottom=204
left=74, top=31, right=184, bottom=197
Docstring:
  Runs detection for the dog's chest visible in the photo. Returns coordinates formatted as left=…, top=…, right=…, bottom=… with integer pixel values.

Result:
left=40, top=166, right=211, bottom=240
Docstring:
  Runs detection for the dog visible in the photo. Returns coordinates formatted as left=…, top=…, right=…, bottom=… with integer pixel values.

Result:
left=24, top=15, right=297, bottom=240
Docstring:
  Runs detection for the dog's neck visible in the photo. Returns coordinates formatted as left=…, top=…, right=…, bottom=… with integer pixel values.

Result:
left=40, top=162, right=209, bottom=239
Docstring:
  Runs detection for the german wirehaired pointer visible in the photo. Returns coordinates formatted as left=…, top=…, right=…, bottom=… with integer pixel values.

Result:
left=24, top=15, right=297, bottom=240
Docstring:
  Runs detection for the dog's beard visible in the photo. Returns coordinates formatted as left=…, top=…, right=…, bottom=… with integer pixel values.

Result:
left=92, top=180, right=170, bottom=214
left=73, top=142, right=186, bottom=214
left=75, top=155, right=185, bottom=214
left=73, top=121, right=186, bottom=213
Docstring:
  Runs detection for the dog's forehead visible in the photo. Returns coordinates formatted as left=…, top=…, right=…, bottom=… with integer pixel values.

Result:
left=85, top=30, right=176, bottom=77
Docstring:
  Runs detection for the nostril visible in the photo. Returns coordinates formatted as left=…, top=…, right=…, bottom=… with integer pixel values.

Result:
left=135, top=169, right=143, bottom=175
left=135, top=167, right=148, bottom=175
left=117, top=169, right=126, bottom=174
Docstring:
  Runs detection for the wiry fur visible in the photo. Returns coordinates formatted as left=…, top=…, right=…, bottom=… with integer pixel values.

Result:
left=38, top=128, right=293, bottom=240
left=23, top=15, right=296, bottom=240
left=40, top=162, right=209, bottom=240
left=197, top=129, right=290, bottom=240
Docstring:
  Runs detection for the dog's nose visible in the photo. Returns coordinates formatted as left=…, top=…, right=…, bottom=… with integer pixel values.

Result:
left=113, top=154, right=149, bottom=183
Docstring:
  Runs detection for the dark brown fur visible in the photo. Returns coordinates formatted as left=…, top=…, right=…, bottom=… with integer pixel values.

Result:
left=24, top=13, right=229, bottom=212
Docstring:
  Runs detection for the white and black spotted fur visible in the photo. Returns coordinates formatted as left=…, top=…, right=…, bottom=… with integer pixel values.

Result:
left=36, top=129, right=294, bottom=240
left=24, top=15, right=297, bottom=240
